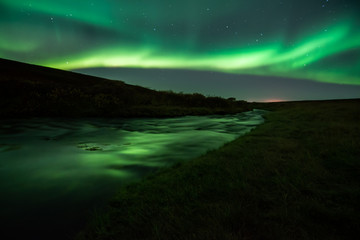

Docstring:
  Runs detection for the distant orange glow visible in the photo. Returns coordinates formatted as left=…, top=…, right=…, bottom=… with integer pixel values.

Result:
left=263, top=99, right=286, bottom=103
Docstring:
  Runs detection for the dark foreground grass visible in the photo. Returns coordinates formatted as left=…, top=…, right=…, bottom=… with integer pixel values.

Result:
left=77, top=99, right=360, bottom=240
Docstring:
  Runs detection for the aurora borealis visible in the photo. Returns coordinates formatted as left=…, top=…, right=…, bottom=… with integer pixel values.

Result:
left=1, top=0, right=360, bottom=100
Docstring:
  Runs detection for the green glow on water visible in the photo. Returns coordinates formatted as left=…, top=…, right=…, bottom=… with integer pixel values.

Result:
left=0, top=111, right=265, bottom=238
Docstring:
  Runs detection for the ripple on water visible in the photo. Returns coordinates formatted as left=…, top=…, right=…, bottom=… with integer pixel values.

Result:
left=0, top=110, right=266, bottom=240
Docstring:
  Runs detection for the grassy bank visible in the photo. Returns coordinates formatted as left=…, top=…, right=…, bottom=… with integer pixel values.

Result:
left=77, top=99, right=360, bottom=240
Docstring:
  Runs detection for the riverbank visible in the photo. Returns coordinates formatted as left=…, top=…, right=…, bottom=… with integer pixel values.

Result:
left=77, top=99, right=360, bottom=240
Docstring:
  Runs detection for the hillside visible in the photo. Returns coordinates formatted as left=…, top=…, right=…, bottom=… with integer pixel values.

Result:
left=0, top=58, right=249, bottom=118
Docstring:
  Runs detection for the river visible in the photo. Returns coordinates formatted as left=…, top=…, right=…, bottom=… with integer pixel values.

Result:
left=0, top=109, right=266, bottom=239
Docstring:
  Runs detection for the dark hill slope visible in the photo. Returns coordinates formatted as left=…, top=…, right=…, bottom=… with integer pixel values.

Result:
left=0, top=59, right=249, bottom=118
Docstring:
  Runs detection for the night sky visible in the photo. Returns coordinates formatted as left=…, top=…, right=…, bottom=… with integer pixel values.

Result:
left=1, top=0, right=360, bottom=101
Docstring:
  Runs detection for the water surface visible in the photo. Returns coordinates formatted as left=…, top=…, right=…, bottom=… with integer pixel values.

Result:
left=0, top=110, right=265, bottom=239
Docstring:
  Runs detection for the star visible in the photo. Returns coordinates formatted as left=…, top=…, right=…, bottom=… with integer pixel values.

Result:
left=0, top=0, right=359, bottom=88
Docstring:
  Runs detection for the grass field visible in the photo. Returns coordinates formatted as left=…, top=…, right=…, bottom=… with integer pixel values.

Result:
left=77, top=99, right=360, bottom=240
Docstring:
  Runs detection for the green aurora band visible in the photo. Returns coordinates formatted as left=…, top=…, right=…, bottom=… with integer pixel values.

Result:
left=1, top=0, right=360, bottom=85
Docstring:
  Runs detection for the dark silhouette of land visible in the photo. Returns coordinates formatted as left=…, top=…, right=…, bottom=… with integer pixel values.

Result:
left=0, top=58, right=249, bottom=118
